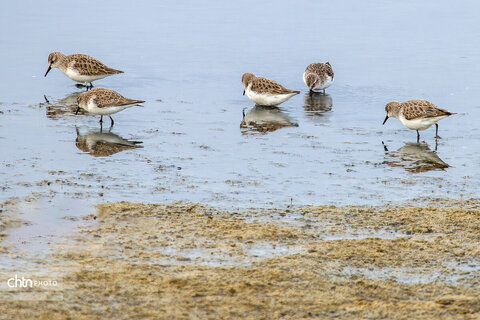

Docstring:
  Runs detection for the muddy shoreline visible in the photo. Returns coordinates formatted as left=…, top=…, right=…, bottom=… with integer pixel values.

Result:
left=0, top=200, right=478, bottom=319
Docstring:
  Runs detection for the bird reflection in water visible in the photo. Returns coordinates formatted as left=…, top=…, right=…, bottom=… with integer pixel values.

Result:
left=382, top=141, right=449, bottom=173
left=44, top=92, right=87, bottom=120
left=76, top=127, right=143, bottom=157
left=303, top=92, right=333, bottom=117
left=240, top=105, right=298, bottom=134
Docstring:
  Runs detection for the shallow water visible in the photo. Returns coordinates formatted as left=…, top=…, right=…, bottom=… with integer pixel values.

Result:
left=2, top=3, right=480, bottom=310
left=2, top=2, right=480, bottom=211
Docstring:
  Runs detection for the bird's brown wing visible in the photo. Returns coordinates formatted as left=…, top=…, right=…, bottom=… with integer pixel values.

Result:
left=91, top=89, right=131, bottom=108
left=68, top=54, right=123, bottom=76
left=402, top=100, right=452, bottom=120
left=252, top=77, right=299, bottom=94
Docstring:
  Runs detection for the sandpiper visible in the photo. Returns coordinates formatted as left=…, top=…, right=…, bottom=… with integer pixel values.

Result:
left=44, top=52, right=123, bottom=88
left=303, top=62, right=334, bottom=94
left=241, top=73, right=300, bottom=106
left=383, top=100, right=455, bottom=141
left=76, top=88, right=145, bottom=126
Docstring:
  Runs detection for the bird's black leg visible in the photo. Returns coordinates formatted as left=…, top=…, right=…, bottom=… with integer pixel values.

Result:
left=416, top=130, right=420, bottom=143
left=99, top=115, right=103, bottom=123
left=109, top=115, right=114, bottom=127
left=435, top=123, right=441, bottom=139
left=309, top=90, right=313, bottom=97
left=75, top=106, right=80, bottom=115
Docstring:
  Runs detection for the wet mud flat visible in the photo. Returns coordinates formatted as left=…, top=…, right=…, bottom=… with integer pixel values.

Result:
left=1, top=200, right=479, bottom=319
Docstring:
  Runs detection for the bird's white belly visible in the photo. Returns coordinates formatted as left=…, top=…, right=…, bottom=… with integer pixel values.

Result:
left=83, top=101, right=129, bottom=115
left=246, top=87, right=296, bottom=106
left=399, top=114, right=447, bottom=131
left=65, top=68, right=106, bottom=83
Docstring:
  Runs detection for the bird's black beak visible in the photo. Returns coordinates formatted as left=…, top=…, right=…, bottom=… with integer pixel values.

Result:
left=243, top=90, right=245, bottom=96
left=75, top=106, right=80, bottom=115
left=382, top=115, right=389, bottom=125
left=44, top=66, right=52, bottom=77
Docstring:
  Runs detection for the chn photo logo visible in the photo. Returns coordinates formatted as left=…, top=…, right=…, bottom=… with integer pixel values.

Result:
left=7, top=275, right=58, bottom=289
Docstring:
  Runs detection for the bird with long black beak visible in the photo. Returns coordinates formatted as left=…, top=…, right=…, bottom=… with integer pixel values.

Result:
left=383, top=100, right=454, bottom=141
left=241, top=73, right=300, bottom=106
left=76, top=88, right=144, bottom=127
left=45, top=52, right=123, bottom=89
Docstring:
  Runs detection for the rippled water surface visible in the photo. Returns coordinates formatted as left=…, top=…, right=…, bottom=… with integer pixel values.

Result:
left=1, top=0, right=480, bottom=210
